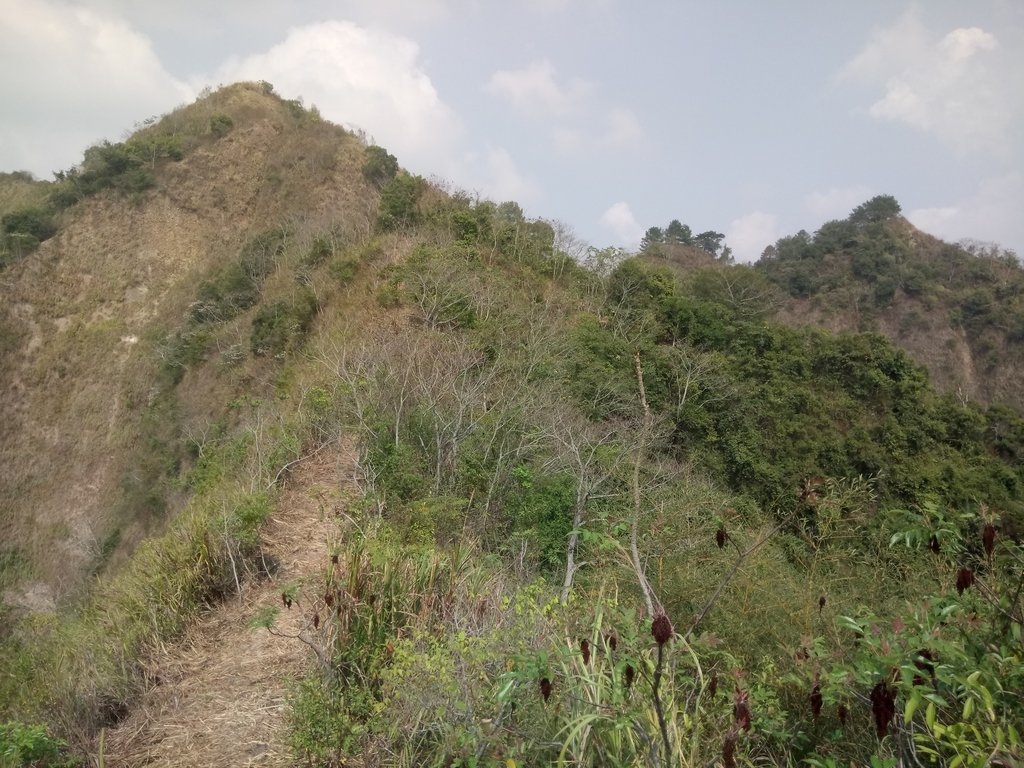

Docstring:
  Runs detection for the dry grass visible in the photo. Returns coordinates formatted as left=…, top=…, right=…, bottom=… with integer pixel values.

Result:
left=102, top=439, right=357, bottom=767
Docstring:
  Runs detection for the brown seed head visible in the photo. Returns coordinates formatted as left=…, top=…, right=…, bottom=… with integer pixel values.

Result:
left=651, top=613, right=673, bottom=647
left=983, top=523, right=996, bottom=557
left=282, top=592, right=292, bottom=609
left=624, top=664, right=635, bottom=690
left=708, top=670, right=718, bottom=699
left=810, top=684, right=823, bottom=719
left=606, top=632, right=618, bottom=652
left=733, top=687, right=752, bottom=733
left=870, top=681, right=896, bottom=738
left=722, top=728, right=738, bottom=768
left=580, top=639, right=591, bottom=665
left=716, top=527, right=728, bottom=549
left=928, top=534, right=941, bottom=554
left=818, top=594, right=826, bottom=613
left=837, top=703, right=848, bottom=727
left=313, top=612, right=320, bottom=630
left=956, top=566, right=975, bottom=595
left=540, top=677, right=552, bottom=702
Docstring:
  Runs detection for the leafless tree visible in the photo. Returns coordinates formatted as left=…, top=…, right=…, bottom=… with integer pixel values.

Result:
left=539, top=405, right=625, bottom=603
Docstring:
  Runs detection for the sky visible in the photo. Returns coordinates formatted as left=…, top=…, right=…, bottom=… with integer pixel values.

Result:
left=1, top=0, right=1022, bottom=262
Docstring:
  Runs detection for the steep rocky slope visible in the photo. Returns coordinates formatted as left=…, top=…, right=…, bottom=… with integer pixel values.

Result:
left=0, top=83, right=373, bottom=613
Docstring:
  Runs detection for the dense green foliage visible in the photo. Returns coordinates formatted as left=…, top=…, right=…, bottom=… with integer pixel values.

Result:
left=757, top=196, right=1024, bottom=356
left=49, top=136, right=184, bottom=208
left=362, top=144, right=399, bottom=188
left=0, top=206, right=57, bottom=266
left=0, top=720, right=74, bottom=766
left=250, top=289, right=318, bottom=356
left=578, top=258, right=1024, bottom=527
left=208, top=112, right=234, bottom=137
left=641, top=218, right=731, bottom=260
left=376, top=172, right=427, bottom=231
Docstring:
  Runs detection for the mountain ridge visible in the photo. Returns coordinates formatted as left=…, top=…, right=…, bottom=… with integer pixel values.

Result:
left=1, top=83, right=1021, bottom=767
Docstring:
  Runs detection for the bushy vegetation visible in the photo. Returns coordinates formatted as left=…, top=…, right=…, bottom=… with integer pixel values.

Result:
left=0, top=720, right=74, bottom=767
left=208, top=112, right=234, bottom=137
left=757, top=195, right=1024, bottom=360
left=250, top=289, right=318, bottom=357
left=269, top=188, right=1022, bottom=765
left=160, top=226, right=290, bottom=380
left=49, top=136, right=183, bottom=209
left=362, top=144, right=399, bottom=189
left=1, top=206, right=57, bottom=266
left=3, top=88, right=1022, bottom=768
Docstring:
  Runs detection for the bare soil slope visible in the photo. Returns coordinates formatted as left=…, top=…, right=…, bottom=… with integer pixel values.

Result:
left=0, top=83, right=372, bottom=612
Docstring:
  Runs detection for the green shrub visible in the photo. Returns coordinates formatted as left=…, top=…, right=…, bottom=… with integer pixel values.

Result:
left=303, top=236, right=334, bottom=268
left=2, top=207, right=56, bottom=242
left=362, top=145, right=399, bottom=189
left=508, top=471, right=575, bottom=572
left=250, top=290, right=318, bottom=357
left=328, top=257, right=360, bottom=285
left=209, top=113, right=234, bottom=137
left=288, top=677, right=367, bottom=765
left=189, top=228, right=287, bottom=326
left=377, top=174, right=425, bottom=231
left=48, top=138, right=182, bottom=208
left=0, top=721, right=73, bottom=766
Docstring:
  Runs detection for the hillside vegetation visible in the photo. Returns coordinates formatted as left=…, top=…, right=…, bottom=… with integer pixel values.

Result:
left=0, top=85, right=1022, bottom=767
left=757, top=196, right=1024, bottom=408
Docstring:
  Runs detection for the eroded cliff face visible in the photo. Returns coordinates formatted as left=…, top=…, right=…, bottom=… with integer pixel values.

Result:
left=0, top=83, right=373, bottom=610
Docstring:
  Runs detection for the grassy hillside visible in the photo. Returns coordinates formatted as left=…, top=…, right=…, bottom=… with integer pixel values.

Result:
left=0, top=88, right=1022, bottom=767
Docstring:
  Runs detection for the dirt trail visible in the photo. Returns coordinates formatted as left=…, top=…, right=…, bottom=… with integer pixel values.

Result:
left=103, top=441, right=357, bottom=767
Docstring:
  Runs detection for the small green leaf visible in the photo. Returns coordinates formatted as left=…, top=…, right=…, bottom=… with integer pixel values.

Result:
left=905, top=691, right=922, bottom=724
left=248, top=604, right=280, bottom=630
left=926, top=701, right=937, bottom=730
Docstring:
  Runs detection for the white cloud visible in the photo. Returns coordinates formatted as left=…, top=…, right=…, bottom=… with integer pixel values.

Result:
left=603, top=108, right=645, bottom=147
left=484, top=59, right=592, bottom=118
left=840, top=10, right=1016, bottom=156
left=485, top=58, right=642, bottom=154
left=907, top=173, right=1024, bottom=254
left=208, top=20, right=463, bottom=175
left=208, top=21, right=545, bottom=205
left=460, top=146, right=541, bottom=204
left=804, top=185, right=874, bottom=221
left=552, top=107, right=645, bottom=155
left=0, top=0, right=191, bottom=176
left=600, top=201, right=643, bottom=246
left=726, top=211, right=783, bottom=263
left=941, top=27, right=998, bottom=64
left=523, top=0, right=615, bottom=13
left=328, top=0, right=453, bottom=32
